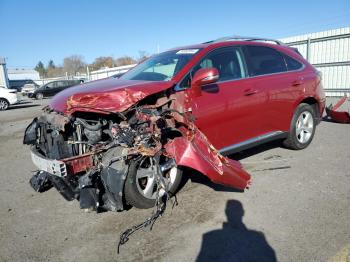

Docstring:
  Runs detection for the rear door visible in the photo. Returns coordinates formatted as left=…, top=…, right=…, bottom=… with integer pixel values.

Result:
left=182, top=46, right=267, bottom=150
left=242, top=45, right=305, bottom=133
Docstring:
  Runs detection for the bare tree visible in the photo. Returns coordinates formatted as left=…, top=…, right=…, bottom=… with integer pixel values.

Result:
left=115, top=56, right=136, bottom=66
left=137, top=50, right=149, bottom=62
left=90, top=56, right=114, bottom=71
left=63, top=55, right=86, bottom=76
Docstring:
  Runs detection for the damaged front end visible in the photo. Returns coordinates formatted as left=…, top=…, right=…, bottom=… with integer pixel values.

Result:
left=24, top=92, right=251, bottom=212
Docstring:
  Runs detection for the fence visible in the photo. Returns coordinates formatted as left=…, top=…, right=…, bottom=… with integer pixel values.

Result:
left=88, top=64, right=136, bottom=81
left=280, top=27, right=350, bottom=97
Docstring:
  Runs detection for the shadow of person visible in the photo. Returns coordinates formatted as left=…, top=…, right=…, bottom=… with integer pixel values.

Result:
left=196, top=200, right=276, bottom=262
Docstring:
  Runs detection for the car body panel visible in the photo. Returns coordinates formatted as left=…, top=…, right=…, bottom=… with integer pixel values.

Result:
left=164, top=130, right=251, bottom=190
left=0, top=87, right=18, bottom=105
left=50, top=78, right=176, bottom=114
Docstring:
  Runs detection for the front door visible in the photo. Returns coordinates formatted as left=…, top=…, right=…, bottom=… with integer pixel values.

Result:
left=182, top=46, right=268, bottom=150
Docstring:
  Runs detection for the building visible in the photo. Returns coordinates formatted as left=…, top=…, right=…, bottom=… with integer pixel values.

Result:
left=280, top=27, right=350, bottom=96
left=7, top=68, right=40, bottom=81
left=0, top=57, right=9, bottom=88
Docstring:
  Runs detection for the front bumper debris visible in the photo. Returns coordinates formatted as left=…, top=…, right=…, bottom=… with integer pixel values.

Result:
left=30, top=147, right=67, bottom=177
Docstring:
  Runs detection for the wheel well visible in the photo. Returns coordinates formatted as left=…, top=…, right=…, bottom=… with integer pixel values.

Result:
left=300, top=97, right=320, bottom=120
left=0, top=97, right=9, bottom=104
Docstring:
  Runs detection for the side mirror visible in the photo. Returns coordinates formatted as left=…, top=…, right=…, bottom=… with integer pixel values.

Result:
left=191, top=68, right=219, bottom=97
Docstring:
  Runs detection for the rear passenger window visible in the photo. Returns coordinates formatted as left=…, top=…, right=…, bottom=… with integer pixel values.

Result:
left=284, top=55, right=303, bottom=71
left=244, top=46, right=287, bottom=76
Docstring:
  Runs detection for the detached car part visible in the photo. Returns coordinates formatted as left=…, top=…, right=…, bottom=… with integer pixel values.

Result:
left=326, top=95, right=350, bottom=123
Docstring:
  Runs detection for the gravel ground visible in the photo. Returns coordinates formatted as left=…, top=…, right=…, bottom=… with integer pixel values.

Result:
left=0, top=97, right=349, bottom=262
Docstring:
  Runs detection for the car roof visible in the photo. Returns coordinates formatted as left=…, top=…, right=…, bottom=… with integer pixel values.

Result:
left=169, top=36, right=289, bottom=53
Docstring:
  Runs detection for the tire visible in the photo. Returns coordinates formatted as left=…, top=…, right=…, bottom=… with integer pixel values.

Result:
left=0, top=98, right=9, bottom=111
left=283, top=103, right=316, bottom=150
left=35, top=93, right=43, bottom=100
left=124, top=158, right=183, bottom=209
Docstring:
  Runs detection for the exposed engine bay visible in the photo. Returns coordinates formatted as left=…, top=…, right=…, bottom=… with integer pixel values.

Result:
left=23, top=90, right=251, bottom=250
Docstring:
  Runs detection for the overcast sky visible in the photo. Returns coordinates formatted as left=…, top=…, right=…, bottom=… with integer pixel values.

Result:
left=0, top=0, right=349, bottom=68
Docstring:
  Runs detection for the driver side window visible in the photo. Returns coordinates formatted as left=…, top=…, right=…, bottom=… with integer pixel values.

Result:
left=180, top=47, right=246, bottom=89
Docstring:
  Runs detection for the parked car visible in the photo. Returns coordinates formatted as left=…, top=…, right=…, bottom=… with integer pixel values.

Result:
left=0, top=86, right=18, bottom=110
left=8, top=79, right=39, bottom=92
left=28, top=79, right=83, bottom=99
left=21, top=83, right=39, bottom=96
left=24, top=37, right=325, bottom=212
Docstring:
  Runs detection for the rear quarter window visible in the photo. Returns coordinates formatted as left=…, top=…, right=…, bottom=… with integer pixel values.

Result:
left=284, top=55, right=303, bottom=71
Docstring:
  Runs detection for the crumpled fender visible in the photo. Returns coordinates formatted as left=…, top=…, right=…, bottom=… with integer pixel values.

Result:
left=326, top=95, right=350, bottom=123
left=164, top=130, right=251, bottom=190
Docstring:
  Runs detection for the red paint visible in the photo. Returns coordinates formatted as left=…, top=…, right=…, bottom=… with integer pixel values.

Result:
left=164, top=130, right=251, bottom=190
left=326, top=95, right=350, bottom=123
left=50, top=78, right=175, bottom=114
left=62, top=153, right=94, bottom=175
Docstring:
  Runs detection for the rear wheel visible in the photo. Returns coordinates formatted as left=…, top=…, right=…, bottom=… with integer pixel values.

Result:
left=35, top=93, right=43, bottom=100
left=283, top=103, right=316, bottom=150
left=0, top=98, right=9, bottom=110
left=124, top=157, right=183, bottom=209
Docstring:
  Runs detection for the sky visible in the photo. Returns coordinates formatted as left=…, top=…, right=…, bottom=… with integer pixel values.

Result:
left=0, top=0, right=349, bottom=68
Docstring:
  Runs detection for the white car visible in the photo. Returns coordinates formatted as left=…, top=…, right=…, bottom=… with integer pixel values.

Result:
left=21, top=83, right=38, bottom=96
left=0, top=86, right=18, bottom=110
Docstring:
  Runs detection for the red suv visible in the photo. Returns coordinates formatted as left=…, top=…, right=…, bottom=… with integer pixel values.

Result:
left=24, top=37, right=325, bottom=211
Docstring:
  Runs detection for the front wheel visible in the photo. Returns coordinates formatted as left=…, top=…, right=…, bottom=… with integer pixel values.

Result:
left=0, top=98, right=9, bottom=111
left=283, top=103, right=316, bottom=150
left=124, top=158, right=183, bottom=209
left=35, top=93, right=43, bottom=100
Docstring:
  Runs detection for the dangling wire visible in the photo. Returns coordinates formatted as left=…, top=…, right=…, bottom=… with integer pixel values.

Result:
left=117, top=155, right=176, bottom=254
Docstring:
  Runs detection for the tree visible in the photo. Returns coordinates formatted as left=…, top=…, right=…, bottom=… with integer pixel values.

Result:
left=115, top=56, right=136, bottom=66
left=47, top=60, right=56, bottom=69
left=137, top=50, right=149, bottom=63
left=90, top=56, right=114, bottom=70
left=63, top=55, right=86, bottom=76
left=35, top=61, right=47, bottom=78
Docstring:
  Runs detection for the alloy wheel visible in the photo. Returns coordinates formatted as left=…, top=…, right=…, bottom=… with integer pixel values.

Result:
left=0, top=100, right=9, bottom=110
left=296, top=111, right=314, bottom=144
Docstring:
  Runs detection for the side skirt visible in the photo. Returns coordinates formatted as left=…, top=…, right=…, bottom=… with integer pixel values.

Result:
left=219, top=131, right=288, bottom=156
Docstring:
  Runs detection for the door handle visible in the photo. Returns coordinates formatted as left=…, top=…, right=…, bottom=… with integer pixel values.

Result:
left=244, top=89, right=258, bottom=96
left=292, top=77, right=304, bottom=86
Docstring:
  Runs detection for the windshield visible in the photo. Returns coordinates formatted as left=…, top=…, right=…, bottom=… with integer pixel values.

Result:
left=120, top=49, right=199, bottom=81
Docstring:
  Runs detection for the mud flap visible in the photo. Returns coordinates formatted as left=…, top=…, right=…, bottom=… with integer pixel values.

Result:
left=164, top=131, right=251, bottom=190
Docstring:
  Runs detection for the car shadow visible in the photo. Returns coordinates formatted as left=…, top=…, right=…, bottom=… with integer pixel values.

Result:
left=228, top=140, right=284, bottom=161
left=179, top=168, right=243, bottom=193
left=9, top=104, right=40, bottom=110
left=178, top=140, right=285, bottom=193
left=196, top=199, right=277, bottom=262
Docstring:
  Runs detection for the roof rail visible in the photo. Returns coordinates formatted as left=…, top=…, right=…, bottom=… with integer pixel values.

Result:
left=203, top=36, right=285, bottom=45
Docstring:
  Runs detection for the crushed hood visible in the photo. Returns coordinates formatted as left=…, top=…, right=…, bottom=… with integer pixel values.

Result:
left=49, top=78, right=175, bottom=115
